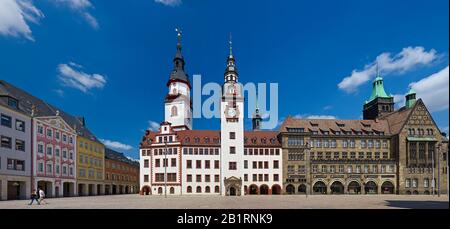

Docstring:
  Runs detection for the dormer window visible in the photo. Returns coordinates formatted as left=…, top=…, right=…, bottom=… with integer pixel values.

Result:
left=194, top=137, right=200, bottom=144
left=8, top=98, right=18, bottom=109
left=261, top=138, right=267, bottom=144
left=310, top=123, right=319, bottom=127
left=184, top=137, right=190, bottom=143
left=336, top=123, right=345, bottom=128
left=270, top=138, right=276, bottom=144
left=251, top=138, right=257, bottom=144
left=204, top=137, right=210, bottom=144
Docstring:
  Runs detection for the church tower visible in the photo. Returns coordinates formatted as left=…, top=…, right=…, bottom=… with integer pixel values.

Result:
left=252, top=99, right=262, bottom=131
left=164, top=29, right=192, bottom=131
left=220, top=36, right=244, bottom=196
left=363, top=66, right=394, bottom=120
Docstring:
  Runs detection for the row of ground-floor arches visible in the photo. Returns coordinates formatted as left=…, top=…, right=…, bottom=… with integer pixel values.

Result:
left=36, top=180, right=138, bottom=198
left=285, top=180, right=396, bottom=195
left=140, top=184, right=283, bottom=195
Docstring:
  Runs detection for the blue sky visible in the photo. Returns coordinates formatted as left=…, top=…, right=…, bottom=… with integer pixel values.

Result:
left=0, top=0, right=448, bottom=159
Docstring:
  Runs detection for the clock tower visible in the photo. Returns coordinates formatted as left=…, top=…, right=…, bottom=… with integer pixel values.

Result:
left=220, top=37, right=244, bottom=196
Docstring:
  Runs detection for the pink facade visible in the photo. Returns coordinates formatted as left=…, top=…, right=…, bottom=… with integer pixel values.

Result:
left=33, top=116, right=77, bottom=197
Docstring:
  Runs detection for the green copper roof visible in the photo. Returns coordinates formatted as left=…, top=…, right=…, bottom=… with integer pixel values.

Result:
left=406, top=88, right=416, bottom=95
left=367, top=76, right=392, bottom=103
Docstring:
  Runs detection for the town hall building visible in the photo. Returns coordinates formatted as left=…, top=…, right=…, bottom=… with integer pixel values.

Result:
left=139, top=33, right=283, bottom=196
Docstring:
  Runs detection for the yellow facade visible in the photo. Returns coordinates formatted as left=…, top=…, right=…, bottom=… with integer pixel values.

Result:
left=77, top=136, right=105, bottom=182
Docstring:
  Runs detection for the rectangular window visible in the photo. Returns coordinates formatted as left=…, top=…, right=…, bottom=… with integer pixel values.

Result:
left=46, top=164, right=53, bottom=173
left=155, top=159, right=160, bottom=167
left=144, top=159, right=149, bottom=168
left=1, top=136, right=12, bottom=148
left=264, top=174, right=269, bottom=182
left=46, top=128, right=52, bottom=138
left=171, top=158, right=176, bottom=167
left=230, top=146, right=236, bottom=154
left=196, top=160, right=201, bottom=169
left=253, top=174, right=257, bottom=182
left=215, top=175, right=219, bottom=182
left=229, top=132, right=235, bottom=139
left=196, top=175, right=202, bottom=182
left=264, top=161, right=269, bottom=169
left=205, top=160, right=210, bottom=169
left=187, top=174, right=192, bottom=182
left=258, top=174, right=263, bottom=182
left=144, top=175, right=149, bottom=182
left=187, top=160, right=192, bottom=169
left=244, top=174, right=248, bottom=181
left=244, top=160, right=248, bottom=169
left=155, top=173, right=164, bottom=182
left=15, top=120, right=25, bottom=132
left=273, top=160, right=279, bottom=169
left=1, top=114, right=12, bottom=127
left=229, top=162, right=237, bottom=170
left=214, top=160, right=219, bottom=169
left=7, top=159, right=25, bottom=171
left=167, top=173, right=176, bottom=182
left=205, top=175, right=211, bottom=182
left=15, top=139, right=25, bottom=151
left=274, top=174, right=279, bottom=181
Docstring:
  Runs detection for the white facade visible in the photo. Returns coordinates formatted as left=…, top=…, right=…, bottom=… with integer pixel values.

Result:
left=0, top=104, right=31, bottom=200
left=165, top=81, right=192, bottom=131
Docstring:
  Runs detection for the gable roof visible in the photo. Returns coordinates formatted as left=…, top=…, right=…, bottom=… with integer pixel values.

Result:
left=279, top=116, right=391, bottom=135
left=105, top=148, right=139, bottom=167
left=0, top=80, right=101, bottom=144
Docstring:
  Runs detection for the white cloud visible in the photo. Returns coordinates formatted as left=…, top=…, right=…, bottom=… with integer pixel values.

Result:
left=393, top=94, right=405, bottom=108
left=53, top=89, right=65, bottom=97
left=51, top=0, right=98, bottom=29
left=0, top=0, right=44, bottom=41
left=155, top=0, right=182, bottom=7
left=323, top=105, right=333, bottom=111
left=58, top=62, right=106, bottom=93
left=338, top=46, right=438, bottom=93
left=148, top=120, right=160, bottom=132
left=100, top=139, right=133, bottom=151
left=409, top=66, right=449, bottom=112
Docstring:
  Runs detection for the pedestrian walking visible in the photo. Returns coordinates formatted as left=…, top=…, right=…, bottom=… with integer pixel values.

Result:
left=38, top=188, right=48, bottom=205
left=28, top=189, right=40, bottom=205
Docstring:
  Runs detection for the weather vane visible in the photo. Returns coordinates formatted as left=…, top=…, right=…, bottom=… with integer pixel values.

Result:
left=175, top=27, right=182, bottom=43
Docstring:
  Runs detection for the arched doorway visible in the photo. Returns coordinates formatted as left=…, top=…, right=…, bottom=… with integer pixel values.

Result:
left=141, top=186, right=151, bottom=195
left=313, top=181, right=327, bottom=194
left=406, top=191, right=412, bottom=195
left=244, top=185, right=248, bottom=194
left=249, top=184, right=258, bottom=195
left=196, top=186, right=201, bottom=193
left=381, top=181, right=395, bottom=194
left=364, top=181, right=378, bottom=194
left=286, top=184, right=295, bottom=194
left=187, top=186, right=192, bottom=193
left=413, top=190, right=419, bottom=195
left=158, top=187, right=163, bottom=194
left=347, top=181, right=361, bottom=194
left=259, top=185, right=269, bottom=195
left=229, top=187, right=236, bottom=196
left=298, top=184, right=306, bottom=194
left=170, top=187, right=175, bottom=194
left=271, top=185, right=281, bottom=195
left=205, top=186, right=210, bottom=193
left=125, top=186, right=130, bottom=194
left=424, top=190, right=430, bottom=195
left=330, top=181, right=344, bottom=194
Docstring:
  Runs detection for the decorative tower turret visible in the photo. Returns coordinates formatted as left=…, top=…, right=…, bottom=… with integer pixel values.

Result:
left=252, top=98, right=262, bottom=131
left=164, top=28, right=192, bottom=131
left=363, top=65, right=394, bottom=119
left=405, top=88, right=417, bottom=108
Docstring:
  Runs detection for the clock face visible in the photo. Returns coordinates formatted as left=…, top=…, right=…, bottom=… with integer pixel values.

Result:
left=228, top=108, right=237, bottom=117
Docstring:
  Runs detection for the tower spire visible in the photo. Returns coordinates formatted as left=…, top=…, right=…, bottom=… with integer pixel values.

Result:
left=229, top=33, right=233, bottom=57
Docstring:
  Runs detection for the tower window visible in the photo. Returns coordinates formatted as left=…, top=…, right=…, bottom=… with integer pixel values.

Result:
left=171, top=106, right=178, bottom=117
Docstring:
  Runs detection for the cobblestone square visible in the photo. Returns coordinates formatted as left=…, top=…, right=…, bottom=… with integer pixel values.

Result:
left=0, top=194, right=448, bottom=209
